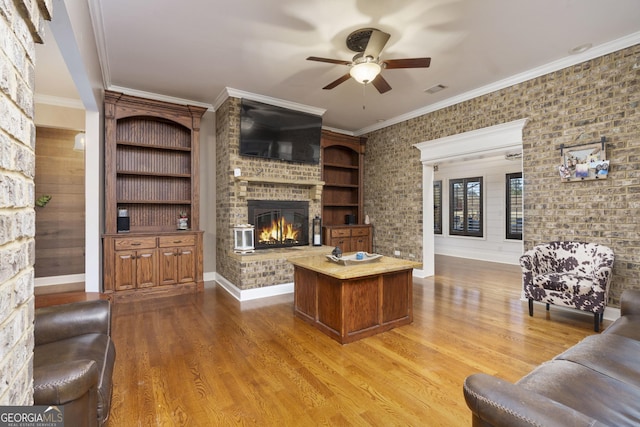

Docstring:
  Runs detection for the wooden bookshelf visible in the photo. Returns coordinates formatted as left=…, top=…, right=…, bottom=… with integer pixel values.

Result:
left=320, top=130, right=366, bottom=226
left=103, top=91, right=207, bottom=299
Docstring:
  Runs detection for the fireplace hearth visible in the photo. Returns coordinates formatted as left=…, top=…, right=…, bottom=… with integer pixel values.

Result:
left=248, top=200, right=309, bottom=250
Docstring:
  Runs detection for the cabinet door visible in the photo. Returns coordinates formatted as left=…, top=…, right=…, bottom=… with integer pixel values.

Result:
left=177, top=247, right=196, bottom=284
left=351, top=235, right=370, bottom=253
left=159, top=249, right=178, bottom=286
left=114, top=250, right=137, bottom=291
left=136, top=249, right=157, bottom=288
left=329, top=236, right=351, bottom=253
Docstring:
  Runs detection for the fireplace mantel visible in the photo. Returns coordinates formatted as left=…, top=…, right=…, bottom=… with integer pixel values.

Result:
left=234, top=176, right=324, bottom=200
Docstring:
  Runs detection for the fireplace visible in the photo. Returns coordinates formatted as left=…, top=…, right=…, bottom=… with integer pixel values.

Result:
left=247, top=200, right=309, bottom=250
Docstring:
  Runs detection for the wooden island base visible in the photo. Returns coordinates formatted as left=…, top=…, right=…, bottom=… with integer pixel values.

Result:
left=291, top=255, right=420, bottom=344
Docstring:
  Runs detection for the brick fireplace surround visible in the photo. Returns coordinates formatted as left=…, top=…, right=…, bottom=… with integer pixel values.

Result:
left=215, top=96, right=329, bottom=300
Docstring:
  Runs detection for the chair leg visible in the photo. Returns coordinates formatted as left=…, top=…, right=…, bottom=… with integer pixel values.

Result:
left=528, top=299, right=533, bottom=316
left=594, top=312, right=600, bottom=333
left=546, top=303, right=550, bottom=311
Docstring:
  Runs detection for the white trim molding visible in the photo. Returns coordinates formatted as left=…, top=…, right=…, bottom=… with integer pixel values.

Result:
left=414, top=118, right=528, bottom=165
left=413, top=118, right=528, bottom=277
left=107, top=85, right=214, bottom=110
left=213, top=87, right=326, bottom=117
left=212, top=273, right=294, bottom=302
left=35, top=274, right=85, bottom=288
left=356, top=31, right=640, bottom=136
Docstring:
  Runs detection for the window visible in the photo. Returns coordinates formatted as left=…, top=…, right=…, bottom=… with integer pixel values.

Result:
left=449, top=177, right=483, bottom=237
left=506, top=172, right=523, bottom=240
left=434, top=180, right=442, bottom=234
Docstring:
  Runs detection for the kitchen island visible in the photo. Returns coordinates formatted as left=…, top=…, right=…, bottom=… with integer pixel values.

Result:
left=290, top=254, right=421, bottom=344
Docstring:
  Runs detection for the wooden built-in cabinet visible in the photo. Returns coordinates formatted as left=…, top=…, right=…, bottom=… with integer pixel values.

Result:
left=103, top=232, right=203, bottom=299
left=321, top=130, right=371, bottom=252
left=321, top=130, right=366, bottom=226
left=158, top=235, right=197, bottom=286
left=103, top=91, right=207, bottom=299
left=323, top=225, right=372, bottom=253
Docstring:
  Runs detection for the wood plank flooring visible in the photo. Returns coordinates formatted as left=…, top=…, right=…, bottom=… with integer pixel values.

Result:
left=38, top=256, right=602, bottom=426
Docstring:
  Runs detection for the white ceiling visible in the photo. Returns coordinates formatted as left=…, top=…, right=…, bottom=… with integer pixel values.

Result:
left=35, top=0, right=640, bottom=134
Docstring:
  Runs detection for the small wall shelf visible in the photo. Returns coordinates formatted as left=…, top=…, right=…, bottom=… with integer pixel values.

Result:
left=234, top=176, right=325, bottom=200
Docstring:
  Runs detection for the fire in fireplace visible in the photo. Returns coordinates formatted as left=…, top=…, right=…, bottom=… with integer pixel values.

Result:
left=247, top=200, right=309, bottom=249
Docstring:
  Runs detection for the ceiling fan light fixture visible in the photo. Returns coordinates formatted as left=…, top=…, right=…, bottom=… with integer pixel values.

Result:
left=350, top=61, right=381, bottom=84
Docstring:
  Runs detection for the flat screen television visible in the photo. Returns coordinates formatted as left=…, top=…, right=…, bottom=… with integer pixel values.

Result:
left=240, top=98, right=322, bottom=165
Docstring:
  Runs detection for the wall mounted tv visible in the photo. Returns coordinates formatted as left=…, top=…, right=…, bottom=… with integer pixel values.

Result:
left=240, top=98, right=322, bottom=165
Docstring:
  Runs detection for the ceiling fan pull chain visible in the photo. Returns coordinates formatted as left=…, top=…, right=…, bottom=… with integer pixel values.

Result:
left=362, top=83, right=366, bottom=110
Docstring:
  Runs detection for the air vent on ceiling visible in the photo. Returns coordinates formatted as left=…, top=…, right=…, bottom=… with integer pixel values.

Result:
left=425, top=84, right=447, bottom=94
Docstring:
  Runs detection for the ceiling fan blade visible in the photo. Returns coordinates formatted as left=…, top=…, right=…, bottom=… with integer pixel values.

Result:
left=371, top=74, right=392, bottom=94
left=307, top=56, right=351, bottom=66
left=383, top=57, right=431, bottom=69
left=323, top=73, right=351, bottom=90
left=363, top=29, right=390, bottom=59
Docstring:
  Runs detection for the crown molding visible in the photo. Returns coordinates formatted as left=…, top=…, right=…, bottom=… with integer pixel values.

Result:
left=107, top=85, right=214, bottom=110
left=34, top=94, right=85, bottom=109
left=356, top=31, right=640, bottom=136
left=87, top=0, right=110, bottom=89
left=214, top=87, right=326, bottom=117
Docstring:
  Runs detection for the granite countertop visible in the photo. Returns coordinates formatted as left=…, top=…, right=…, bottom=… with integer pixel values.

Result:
left=288, top=254, right=422, bottom=280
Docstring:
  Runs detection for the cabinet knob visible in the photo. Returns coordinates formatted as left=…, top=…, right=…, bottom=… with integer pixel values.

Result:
left=131, top=243, right=141, bottom=246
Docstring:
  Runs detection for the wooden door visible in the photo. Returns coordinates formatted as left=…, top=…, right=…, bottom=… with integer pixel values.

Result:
left=114, top=250, right=137, bottom=291
left=329, top=236, right=351, bottom=252
left=351, top=227, right=371, bottom=252
left=136, top=249, right=157, bottom=288
left=159, top=248, right=178, bottom=286
left=351, top=236, right=369, bottom=252
left=177, top=247, right=196, bottom=284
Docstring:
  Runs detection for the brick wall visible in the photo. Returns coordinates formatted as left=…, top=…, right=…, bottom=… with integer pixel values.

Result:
left=364, top=45, right=639, bottom=307
left=0, top=0, right=51, bottom=405
left=215, top=97, right=322, bottom=289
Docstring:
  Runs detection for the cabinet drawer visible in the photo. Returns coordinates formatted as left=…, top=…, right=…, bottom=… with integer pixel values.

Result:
left=330, top=228, right=351, bottom=238
left=114, top=237, right=157, bottom=250
left=351, top=228, right=369, bottom=237
left=159, top=234, right=196, bottom=247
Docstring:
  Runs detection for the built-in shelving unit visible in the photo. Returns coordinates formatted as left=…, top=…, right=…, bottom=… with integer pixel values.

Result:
left=102, top=91, right=207, bottom=299
left=320, top=130, right=372, bottom=253
left=320, top=130, right=366, bottom=226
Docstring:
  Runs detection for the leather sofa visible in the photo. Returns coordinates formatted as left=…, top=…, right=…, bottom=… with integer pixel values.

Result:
left=34, top=300, right=116, bottom=427
left=463, top=289, right=640, bottom=427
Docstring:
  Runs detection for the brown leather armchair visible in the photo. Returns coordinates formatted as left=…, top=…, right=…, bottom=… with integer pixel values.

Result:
left=34, top=300, right=116, bottom=427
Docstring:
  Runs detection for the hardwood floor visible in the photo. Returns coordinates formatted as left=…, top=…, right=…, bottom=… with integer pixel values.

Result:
left=37, top=256, right=602, bottom=426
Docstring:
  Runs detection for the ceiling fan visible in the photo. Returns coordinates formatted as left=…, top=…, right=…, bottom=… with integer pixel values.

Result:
left=307, top=28, right=431, bottom=94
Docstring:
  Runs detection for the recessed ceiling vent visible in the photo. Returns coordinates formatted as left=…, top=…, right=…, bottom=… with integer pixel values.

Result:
left=425, top=84, right=447, bottom=94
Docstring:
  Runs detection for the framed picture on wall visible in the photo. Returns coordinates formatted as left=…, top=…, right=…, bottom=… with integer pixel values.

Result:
left=559, top=140, right=608, bottom=182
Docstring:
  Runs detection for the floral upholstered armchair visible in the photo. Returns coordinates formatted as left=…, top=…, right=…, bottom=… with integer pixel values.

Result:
left=520, top=241, right=614, bottom=332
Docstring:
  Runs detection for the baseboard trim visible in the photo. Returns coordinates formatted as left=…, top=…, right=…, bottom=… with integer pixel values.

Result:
left=35, top=274, right=86, bottom=287
left=35, top=274, right=86, bottom=295
left=212, top=273, right=293, bottom=302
